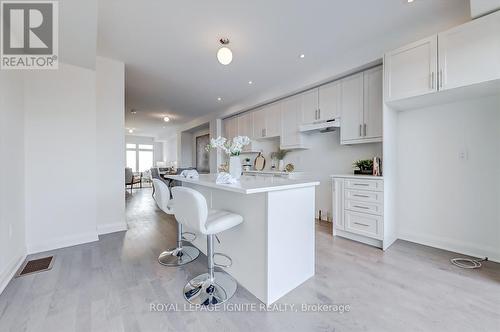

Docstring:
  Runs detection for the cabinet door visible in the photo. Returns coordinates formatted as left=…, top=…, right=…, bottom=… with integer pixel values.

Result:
left=384, top=36, right=438, bottom=101
left=300, top=89, right=319, bottom=124
left=224, top=117, right=238, bottom=140
left=438, top=11, right=500, bottom=91
left=237, top=112, right=253, bottom=139
left=252, top=108, right=266, bottom=139
left=318, top=81, right=341, bottom=120
left=332, top=178, right=345, bottom=234
left=363, top=66, right=383, bottom=139
left=340, top=73, right=364, bottom=143
left=281, top=95, right=302, bottom=148
left=265, top=102, right=281, bottom=138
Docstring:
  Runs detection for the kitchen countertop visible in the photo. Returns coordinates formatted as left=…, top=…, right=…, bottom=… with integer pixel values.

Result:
left=330, top=174, right=384, bottom=179
left=165, top=174, right=319, bottom=194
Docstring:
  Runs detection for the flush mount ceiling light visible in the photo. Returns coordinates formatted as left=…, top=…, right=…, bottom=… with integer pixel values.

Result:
left=163, top=116, right=170, bottom=122
left=217, top=38, right=233, bottom=65
left=128, top=129, right=134, bottom=133
left=217, top=97, right=222, bottom=101
left=299, top=54, right=305, bottom=59
left=248, top=80, right=253, bottom=85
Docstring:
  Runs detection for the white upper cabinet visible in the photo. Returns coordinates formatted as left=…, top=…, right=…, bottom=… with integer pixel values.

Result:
left=265, top=102, right=281, bottom=138
left=385, top=11, right=500, bottom=106
left=301, top=89, right=319, bottom=124
left=438, top=10, right=500, bottom=91
left=318, top=81, right=341, bottom=120
left=384, top=36, right=438, bottom=102
left=224, top=116, right=238, bottom=140
left=253, top=107, right=266, bottom=139
left=340, top=66, right=383, bottom=144
left=237, top=112, right=253, bottom=138
left=281, top=94, right=307, bottom=149
left=363, top=66, right=383, bottom=139
left=340, top=72, right=364, bottom=143
left=253, top=102, right=281, bottom=139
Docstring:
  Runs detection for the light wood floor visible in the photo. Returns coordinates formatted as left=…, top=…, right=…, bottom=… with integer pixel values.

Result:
left=1, top=188, right=499, bottom=332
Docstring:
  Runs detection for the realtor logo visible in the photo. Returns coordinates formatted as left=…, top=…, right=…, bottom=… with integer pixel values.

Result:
left=1, top=1, right=58, bottom=69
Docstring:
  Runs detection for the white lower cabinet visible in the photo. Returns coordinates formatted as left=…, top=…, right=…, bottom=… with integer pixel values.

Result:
left=332, top=175, right=385, bottom=248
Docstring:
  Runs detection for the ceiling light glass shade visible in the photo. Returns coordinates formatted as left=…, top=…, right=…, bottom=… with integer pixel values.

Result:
left=217, top=47, right=233, bottom=65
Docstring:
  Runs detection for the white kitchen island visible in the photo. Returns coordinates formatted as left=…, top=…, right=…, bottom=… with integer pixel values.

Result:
left=165, top=174, right=319, bottom=304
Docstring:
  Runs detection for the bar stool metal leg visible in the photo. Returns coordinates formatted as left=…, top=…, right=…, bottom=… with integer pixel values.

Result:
left=158, top=223, right=200, bottom=266
left=183, top=234, right=237, bottom=305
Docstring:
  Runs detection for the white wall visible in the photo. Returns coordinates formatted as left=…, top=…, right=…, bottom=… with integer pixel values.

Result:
left=24, top=63, right=98, bottom=253
left=96, top=56, right=126, bottom=235
left=164, top=137, right=177, bottom=166
left=0, top=71, right=26, bottom=293
left=154, top=141, right=164, bottom=163
left=396, top=95, right=500, bottom=261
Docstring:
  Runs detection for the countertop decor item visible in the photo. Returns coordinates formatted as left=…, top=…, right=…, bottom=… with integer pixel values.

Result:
left=206, top=136, right=251, bottom=180
left=373, top=157, right=382, bottom=176
left=285, top=163, right=295, bottom=173
left=254, top=152, right=266, bottom=171
left=352, top=159, right=374, bottom=175
left=271, top=149, right=289, bottom=171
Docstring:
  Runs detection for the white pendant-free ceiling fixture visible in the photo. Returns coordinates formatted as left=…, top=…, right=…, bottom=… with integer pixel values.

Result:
left=217, top=38, right=233, bottom=65
left=163, top=116, right=170, bottom=122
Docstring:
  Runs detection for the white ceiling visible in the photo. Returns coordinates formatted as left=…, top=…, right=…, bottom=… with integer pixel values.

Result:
left=97, top=0, right=470, bottom=138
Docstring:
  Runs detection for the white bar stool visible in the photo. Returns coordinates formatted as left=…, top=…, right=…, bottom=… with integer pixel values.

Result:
left=172, top=186, right=243, bottom=306
left=152, top=179, right=200, bottom=266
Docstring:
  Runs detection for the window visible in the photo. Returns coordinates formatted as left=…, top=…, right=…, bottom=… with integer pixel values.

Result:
left=126, top=143, right=154, bottom=172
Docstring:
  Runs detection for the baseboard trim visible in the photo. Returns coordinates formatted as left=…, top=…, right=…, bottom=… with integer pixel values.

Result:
left=0, top=252, right=26, bottom=295
left=97, top=222, right=128, bottom=235
left=398, top=232, right=500, bottom=263
left=27, top=232, right=99, bottom=255
left=336, top=230, right=383, bottom=249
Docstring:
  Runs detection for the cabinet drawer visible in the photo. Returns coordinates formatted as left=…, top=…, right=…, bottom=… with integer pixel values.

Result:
left=344, top=211, right=383, bottom=239
left=344, top=178, right=383, bottom=191
left=345, top=199, right=383, bottom=216
left=344, top=189, right=383, bottom=204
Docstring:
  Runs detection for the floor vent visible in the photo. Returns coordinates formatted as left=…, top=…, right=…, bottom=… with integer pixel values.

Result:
left=16, top=256, right=54, bottom=277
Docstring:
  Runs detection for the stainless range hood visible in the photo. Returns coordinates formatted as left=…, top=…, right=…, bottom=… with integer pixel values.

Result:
left=299, top=118, right=340, bottom=133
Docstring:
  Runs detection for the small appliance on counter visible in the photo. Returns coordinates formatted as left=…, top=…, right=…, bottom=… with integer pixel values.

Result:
left=243, top=157, right=252, bottom=172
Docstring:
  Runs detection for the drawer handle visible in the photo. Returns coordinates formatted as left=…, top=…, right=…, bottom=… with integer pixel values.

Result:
left=353, top=194, right=369, bottom=198
left=353, top=183, right=369, bottom=186
left=353, top=205, right=369, bottom=209
left=354, top=222, right=370, bottom=227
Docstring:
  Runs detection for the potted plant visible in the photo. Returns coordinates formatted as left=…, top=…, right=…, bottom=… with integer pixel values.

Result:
left=206, top=136, right=250, bottom=179
left=352, top=159, right=374, bottom=175
left=271, top=149, right=289, bottom=171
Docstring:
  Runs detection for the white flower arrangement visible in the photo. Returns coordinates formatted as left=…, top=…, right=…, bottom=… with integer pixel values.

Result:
left=206, top=136, right=250, bottom=156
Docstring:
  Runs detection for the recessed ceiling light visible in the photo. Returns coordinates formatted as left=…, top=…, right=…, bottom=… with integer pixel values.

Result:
left=217, top=97, right=222, bottom=101
left=299, top=54, right=305, bottom=59
left=407, top=0, right=414, bottom=3
left=217, top=38, right=233, bottom=65
left=128, top=129, right=134, bottom=133
left=163, top=116, right=170, bottom=122
left=248, top=80, right=253, bottom=85
left=130, top=109, right=137, bottom=114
